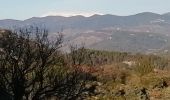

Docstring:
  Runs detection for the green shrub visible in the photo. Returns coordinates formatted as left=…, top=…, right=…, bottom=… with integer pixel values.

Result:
left=134, top=58, right=154, bottom=76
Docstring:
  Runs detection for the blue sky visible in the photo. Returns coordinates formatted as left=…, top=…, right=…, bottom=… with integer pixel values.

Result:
left=0, top=0, right=170, bottom=20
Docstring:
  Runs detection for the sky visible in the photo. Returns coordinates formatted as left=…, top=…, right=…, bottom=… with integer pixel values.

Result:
left=0, top=0, right=170, bottom=20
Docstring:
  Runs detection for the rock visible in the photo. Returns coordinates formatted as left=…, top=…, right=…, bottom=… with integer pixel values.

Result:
left=96, top=82, right=102, bottom=86
left=83, top=81, right=102, bottom=96
left=114, top=89, right=125, bottom=96
left=153, top=79, right=168, bottom=89
left=135, top=87, right=149, bottom=100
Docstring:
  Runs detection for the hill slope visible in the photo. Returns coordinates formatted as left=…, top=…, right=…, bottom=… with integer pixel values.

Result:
left=1, top=12, right=170, bottom=53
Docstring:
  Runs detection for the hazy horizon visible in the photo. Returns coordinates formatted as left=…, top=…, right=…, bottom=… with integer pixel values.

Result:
left=1, top=0, right=170, bottom=20
left=1, top=12, right=170, bottom=21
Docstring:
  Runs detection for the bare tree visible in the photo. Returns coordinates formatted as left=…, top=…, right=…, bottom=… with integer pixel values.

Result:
left=0, top=27, right=87, bottom=100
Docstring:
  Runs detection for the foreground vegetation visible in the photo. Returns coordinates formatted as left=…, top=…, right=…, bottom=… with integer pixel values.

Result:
left=1, top=27, right=170, bottom=100
left=72, top=47, right=170, bottom=100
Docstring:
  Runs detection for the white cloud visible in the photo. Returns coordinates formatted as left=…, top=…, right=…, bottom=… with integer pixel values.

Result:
left=41, top=11, right=104, bottom=17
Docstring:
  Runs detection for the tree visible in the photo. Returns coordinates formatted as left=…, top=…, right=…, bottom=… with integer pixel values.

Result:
left=0, top=27, right=87, bottom=100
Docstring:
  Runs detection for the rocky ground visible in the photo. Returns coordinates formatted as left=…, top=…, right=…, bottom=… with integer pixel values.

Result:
left=80, top=64, right=170, bottom=100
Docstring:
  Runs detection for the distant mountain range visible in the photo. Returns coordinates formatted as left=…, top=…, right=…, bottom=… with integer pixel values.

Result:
left=1, top=12, right=170, bottom=53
